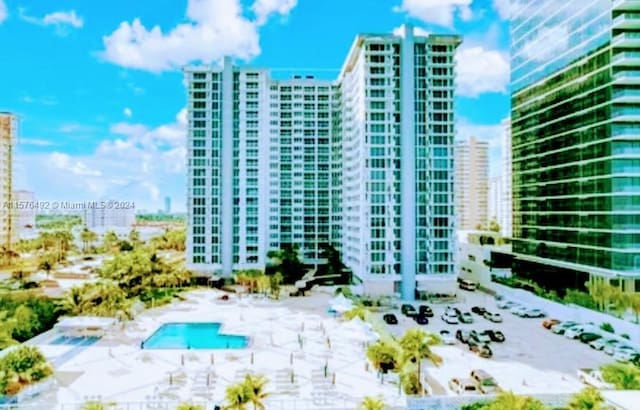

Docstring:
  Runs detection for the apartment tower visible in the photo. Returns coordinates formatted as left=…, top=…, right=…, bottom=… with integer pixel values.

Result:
left=511, top=0, right=640, bottom=293
left=455, top=136, right=489, bottom=230
left=0, top=113, right=16, bottom=249
left=185, top=26, right=461, bottom=299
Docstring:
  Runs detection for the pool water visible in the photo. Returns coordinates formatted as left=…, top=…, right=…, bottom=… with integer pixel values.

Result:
left=143, top=323, right=248, bottom=349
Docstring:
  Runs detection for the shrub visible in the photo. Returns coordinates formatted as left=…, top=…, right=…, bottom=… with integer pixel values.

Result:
left=621, top=333, right=630, bottom=340
left=0, top=346, right=53, bottom=395
left=599, top=322, right=615, bottom=333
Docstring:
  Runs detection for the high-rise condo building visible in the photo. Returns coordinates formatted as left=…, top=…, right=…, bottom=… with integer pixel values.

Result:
left=455, top=136, right=489, bottom=230
left=488, top=175, right=504, bottom=228
left=184, top=25, right=461, bottom=298
left=0, top=113, right=16, bottom=249
left=164, top=196, right=171, bottom=214
left=12, top=190, right=36, bottom=238
left=511, top=0, right=640, bottom=293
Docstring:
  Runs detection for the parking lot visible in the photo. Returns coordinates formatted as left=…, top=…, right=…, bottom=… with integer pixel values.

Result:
left=374, top=289, right=614, bottom=395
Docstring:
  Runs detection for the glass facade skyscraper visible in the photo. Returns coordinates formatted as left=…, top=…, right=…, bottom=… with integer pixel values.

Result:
left=511, top=0, right=640, bottom=292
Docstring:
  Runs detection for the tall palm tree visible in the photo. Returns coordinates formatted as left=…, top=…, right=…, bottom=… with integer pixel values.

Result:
left=398, top=329, right=442, bottom=395
left=358, top=396, right=387, bottom=410
left=224, top=383, right=250, bottom=410
left=80, top=227, right=98, bottom=253
left=567, top=387, right=606, bottom=410
left=628, top=293, right=640, bottom=324
left=242, top=373, right=269, bottom=410
left=56, top=286, right=85, bottom=315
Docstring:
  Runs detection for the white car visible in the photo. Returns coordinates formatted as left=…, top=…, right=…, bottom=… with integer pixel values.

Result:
left=484, top=312, right=503, bottom=323
left=510, top=306, right=528, bottom=316
left=442, top=313, right=459, bottom=324
left=565, top=326, right=588, bottom=339
left=577, top=369, right=615, bottom=390
left=604, top=343, right=631, bottom=356
left=439, top=330, right=457, bottom=345
left=613, top=347, right=638, bottom=362
left=590, top=338, right=620, bottom=351
left=552, top=322, right=579, bottom=334
left=448, top=378, right=479, bottom=395
left=497, top=300, right=516, bottom=310
left=522, top=308, right=546, bottom=318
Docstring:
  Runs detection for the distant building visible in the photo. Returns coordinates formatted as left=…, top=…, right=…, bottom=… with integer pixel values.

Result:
left=164, top=196, right=171, bottom=214
left=457, top=230, right=512, bottom=287
left=0, top=113, right=16, bottom=248
left=455, top=136, right=489, bottom=230
left=82, top=203, right=135, bottom=229
left=12, top=190, right=36, bottom=238
left=488, top=175, right=503, bottom=229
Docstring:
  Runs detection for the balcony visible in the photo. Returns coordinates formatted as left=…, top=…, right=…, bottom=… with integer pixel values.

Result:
left=612, top=89, right=640, bottom=103
left=614, top=0, right=640, bottom=11
left=613, top=70, right=640, bottom=84
left=612, top=32, right=640, bottom=48
left=611, top=106, right=640, bottom=121
left=612, top=13, right=640, bottom=29
left=613, top=51, right=640, bottom=66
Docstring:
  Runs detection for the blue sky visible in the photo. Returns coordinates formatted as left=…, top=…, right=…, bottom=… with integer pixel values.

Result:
left=0, top=0, right=510, bottom=212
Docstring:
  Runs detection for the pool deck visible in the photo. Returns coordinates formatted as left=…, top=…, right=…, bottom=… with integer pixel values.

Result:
left=29, top=288, right=405, bottom=408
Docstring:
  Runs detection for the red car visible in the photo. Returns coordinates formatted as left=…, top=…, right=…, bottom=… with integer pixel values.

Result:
left=542, top=319, right=560, bottom=329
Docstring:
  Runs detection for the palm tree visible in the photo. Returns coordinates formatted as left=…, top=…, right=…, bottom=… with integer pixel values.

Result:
left=358, top=396, right=387, bottom=410
left=344, top=305, right=370, bottom=321
left=483, top=392, right=548, bottom=410
left=80, top=227, right=98, bottom=253
left=225, top=382, right=250, bottom=410
left=567, top=387, right=606, bottom=410
left=398, top=329, right=442, bottom=395
left=102, top=230, right=119, bottom=253
left=57, top=286, right=85, bottom=315
left=366, top=340, right=400, bottom=374
left=128, top=229, right=141, bottom=246
left=628, top=293, right=640, bottom=324
left=242, top=373, right=269, bottom=410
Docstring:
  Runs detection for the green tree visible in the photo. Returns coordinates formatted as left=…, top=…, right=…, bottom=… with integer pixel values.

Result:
left=567, top=387, right=607, bottom=410
left=225, top=382, right=250, bottom=410
left=344, top=306, right=370, bottom=322
left=601, top=363, right=640, bottom=390
left=0, top=345, right=53, bottom=396
left=176, top=404, right=205, bottom=410
left=358, top=396, right=387, bottom=410
left=102, top=230, right=119, bottom=253
left=128, top=229, right=141, bottom=246
left=269, top=272, right=283, bottom=299
left=366, top=340, right=400, bottom=374
left=80, top=227, right=98, bottom=253
left=12, top=305, right=41, bottom=341
left=628, top=293, right=640, bottom=324
left=320, top=243, right=344, bottom=277
left=398, top=329, right=441, bottom=396
left=242, top=373, right=269, bottom=410
left=0, top=311, right=18, bottom=349
left=37, top=257, right=54, bottom=279
left=488, top=218, right=500, bottom=233
left=482, top=392, right=548, bottom=410
left=266, top=244, right=304, bottom=284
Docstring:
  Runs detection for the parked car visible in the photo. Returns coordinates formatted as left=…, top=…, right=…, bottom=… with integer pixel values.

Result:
left=484, top=312, right=503, bottom=323
left=445, top=306, right=462, bottom=316
left=471, top=369, right=500, bottom=394
left=401, top=304, right=417, bottom=316
left=414, top=315, right=429, bottom=325
left=497, top=300, right=517, bottom=310
left=456, top=329, right=472, bottom=343
left=577, top=369, right=615, bottom=390
left=471, top=306, right=487, bottom=316
left=590, top=338, right=621, bottom=351
left=579, top=332, right=602, bottom=344
left=442, top=313, right=459, bottom=324
left=511, top=306, right=529, bottom=316
left=382, top=313, right=398, bottom=325
left=542, top=319, right=561, bottom=329
left=481, top=330, right=505, bottom=343
left=459, top=279, right=478, bottom=291
left=439, top=330, right=457, bottom=345
left=522, top=308, right=546, bottom=318
left=449, top=378, right=479, bottom=395
left=604, top=343, right=631, bottom=356
left=459, top=312, right=474, bottom=324
left=469, top=343, right=493, bottom=358
left=551, top=321, right=579, bottom=335
left=469, top=330, right=492, bottom=345
left=418, top=305, right=434, bottom=317
left=565, top=325, right=592, bottom=339
left=613, top=347, right=639, bottom=363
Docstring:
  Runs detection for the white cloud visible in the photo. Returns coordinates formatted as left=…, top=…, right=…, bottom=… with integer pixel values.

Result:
left=252, top=0, right=297, bottom=26
left=0, top=1, right=7, bottom=24
left=123, top=107, right=133, bottom=118
left=456, top=46, right=509, bottom=97
left=21, top=95, right=58, bottom=105
left=15, top=110, right=188, bottom=211
left=100, top=0, right=298, bottom=72
left=392, top=25, right=430, bottom=37
left=493, top=0, right=509, bottom=20
left=393, top=0, right=472, bottom=28
left=18, top=138, right=55, bottom=147
left=19, top=9, right=84, bottom=34
left=521, top=25, right=569, bottom=63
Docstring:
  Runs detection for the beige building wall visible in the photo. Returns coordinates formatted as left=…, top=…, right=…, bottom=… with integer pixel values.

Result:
left=0, top=113, right=16, bottom=249
left=455, top=136, right=489, bottom=230
left=13, top=190, right=37, bottom=238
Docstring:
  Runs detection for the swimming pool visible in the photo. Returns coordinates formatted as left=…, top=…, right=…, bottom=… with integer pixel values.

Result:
left=142, top=323, right=249, bottom=349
